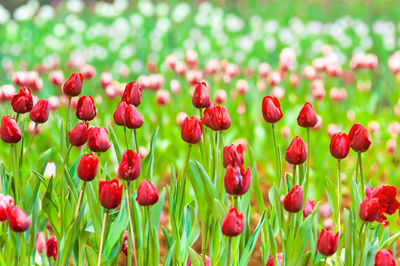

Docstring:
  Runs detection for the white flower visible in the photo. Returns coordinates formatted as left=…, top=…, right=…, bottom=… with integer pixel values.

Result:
left=0, top=4, right=10, bottom=24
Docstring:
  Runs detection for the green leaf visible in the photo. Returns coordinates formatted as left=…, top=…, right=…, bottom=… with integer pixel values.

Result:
left=86, top=182, right=102, bottom=243
left=163, top=241, right=176, bottom=266
left=151, top=188, right=165, bottom=229
left=189, top=247, right=203, bottom=266
left=380, top=231, right=400, bottom=249
left=108, top=125, right=122, bottom=161
left=41, top=177, right=60, bottom=237
left=142, top=127, right=159, bottom=181
left=85, top=245, right=97, bottom=266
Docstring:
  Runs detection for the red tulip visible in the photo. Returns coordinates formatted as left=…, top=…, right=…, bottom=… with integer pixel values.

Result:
left=35, top=232, right=46, bottom=255
left=0, top=116, right=22, bottom=143
left=121, top=230, right=128, bottom=255
left=203, top=103, right=231, bottom=131
left=136, top=180, right=159, bottom=206
left=99, top=179, right=123, bottom=209
left=297, top=102, right=318, bottom=128
left=349, top=123, right=371, bottom=153
left=11, top=87, right=33, bottom=114
left=187, top=254, right=211, bottom=266
left=0, top=195, right=13, bottom=221
left=125, top=104, right=144, bottom=129
left=359, top=197, right=380, bottom=222
left=330, top=132, right=350, bottom=160
left=283, top=185, right=304, bottom=213
left=366, top=185, right=400, bottom=226
left=303, top=199, right=316, bottom=217
left=262, top=96, right=283, bottom=123
left=46, top=236, right=58, bottom=261
left=7, top=205, right=30, bottom=232
left=285, top=136, right=307, bottom=165
left=30, top=99, right=50, bottom=123
left=69, top=121, right=89, bottom=146
left=374, top=249, right=395, bottom=266
left=63, top=73, right=83, bottom=97
left=221, top=208, right=244, bottom=237
left=192, top=81, right=210, bottom=109
left=317, top=229, right=339, bottom=256
left=181, top=116, right=203, bottom=144
left=118, top=149, right=141, bottom=181
left=77, top=153, right=99, bottom=182
left=223, top=144, right=244, bottom=168
left=113, top=101, right=128, bottom=126
left=266, top=252, right=283, bottom=266
left=88, top=127, right=111, bottom=153
left=76, top=96, right=96, bottom=121
left=122, top=81, right=142, bottom=106
left=224, top=165, right=252, bottom=196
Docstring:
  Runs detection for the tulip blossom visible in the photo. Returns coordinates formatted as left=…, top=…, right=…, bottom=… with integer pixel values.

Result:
left=285, top=136, right=307, bottom=165
left=7, top=205, right=31, bottom=232
left=118, top=149, right=141, bottom=181
left=262, top=96, right=283, bottom=123
left=77, top=153, right=99, bottom=182
left=303, top=199, right=316, bottom=217
left=317, top=229, right=339, bottom=256
left=30, top=99, right=50, bottom=124
left=121, top=230, right=129, bottom=255
left=349, top=123, right=371, bottom=153
left=122, top=81, right=142, bottom=107
left=359, top=197, right=380, bottom=222
left=223, top=144, right=244, bottom=168
left=46, top=236, right=58, bottom=261
left=297, top=102, right=318, bottom=128
left=69, top=121, right=89, bottom=147
left=187, top=255, right=211, bottom=266
left=283, top=185, right=304, bottom=213
left=11, top=87, right=33, bottom=114
left=181, top=116, right=203, bottom=144
left=99, top=179, right=123, bottom=209
left=329, top=133, right=350, bottom=160
left=203, top=103, right=231, bottom=131
left=192, top=82, right=210, bottom=109
left=374, top=249, right=395, bottom=266
left=224, top=165, right=252, bottom=196
left=63, top=73, right=83, bottom=97
left=136, top=180, right=159, bottom=206
left=125, top=104, right=144, bottom=129
left=76, top=96, right=96, bottom=121
left=266, top=253, right=283, bottom=266
left=35, top=232, right=46, bottom=255
left=88, top=127, right=111, bottom=153
left=113, top=101, right=128, bottom=126
left=0, top=195, right=13, bottom=221
left=0, top=116, right=22, bottom=143
left=221, top=208, right=244, bottom=237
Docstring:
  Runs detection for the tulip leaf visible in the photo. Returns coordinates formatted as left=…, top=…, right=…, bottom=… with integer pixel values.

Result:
left=41, top=177, right=60, bottom=237
left=108, top=124, right=122, bottom=161
left=379, top=231, right=400, bottom=249
left=151, top=188, right=165, bottom=229
left=86, top=181, right=102, bottom=243
left=189, top=247, right=203, bottom=266
left=85, top=245, right=97, bottom=266
left=297, top=251, right=311, bottom=266
left=143, top=127, right=159, bottom=181
left=163, top=241, right=176, bottom=266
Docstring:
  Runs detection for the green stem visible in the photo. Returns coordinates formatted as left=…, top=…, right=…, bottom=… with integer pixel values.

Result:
left=97, top=211, right=108, bottom=266
left=359, top=222, right=368, bottom=266
left=199, top=109, right=208, bottom=170
left=306, top=128, right=310, bottom=187
left=22, top=123, right=38, bottom=163
left=74, top=182, right=87, bottom=219
left=65, top=96, right=71, bottom=144
left=19, top=233, right=26, bottom=264
left=10, top=145, right=20, bottom=204
left=146, top=206, right=152, bottom=264
left=355, top=152, right=360, bottom=183
left=126, top=183, right=137, bottom=266
left=124, top=126, right=129, bottom=149
left=227, top=238, right=232, bottom=266
left=134, top=129, right=139, bottom=153
left=271, top=123, right=280, bottom=183
left=60, top=144, right=73, bottom=233
left=292, top=165, right=297, bottom=188
left=212, top=132, right=218, bottom=183
left=336, top=159, right=342, bottom=263
left=179, top=144, right=192, bottom=216
left=324, top=256, right=327, bottom=266
left=358, top=152, right=365, bottom=194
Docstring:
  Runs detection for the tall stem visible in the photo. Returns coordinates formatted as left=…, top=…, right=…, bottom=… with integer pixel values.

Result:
left=22, top=123, right=38, bottom=163
left=11, top=145, right=20, bottom=204
left=65, top=96, right=71, bottom=144
left=355, top=152, right=360, bottom=183
left=337, top=160, right=341, bottom=239
left=146, top=206, right=152, bottom=264
left=124, top=126, right=129, bottom=149
left=211, top=132, right=218, bottom=183
left=358, top=152, right=365, bottom=194
left=179, top=144, right=192, bottom=216
left=199, top=109, right=208, bottom=169
left=74, top=182, right=87, bottom=219
left=97, top=211, right=108, bottom=266
left=227, top=238, right=232, bottom=266
left=126, top=183, right=137, bottom=266
left=61, top=144, right=73, bottom=233
left=359, top=222, right=367, bottom=266
left=292, top=165, right=297, bottom=188
left=133, top=129, right=139, bottom=153
left=306, top=128, right=310, bottom=187
left=271, top=123, right=279, bottom=183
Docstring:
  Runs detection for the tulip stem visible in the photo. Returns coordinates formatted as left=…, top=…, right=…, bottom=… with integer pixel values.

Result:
left=146, top=206, right=152, bottom=264
left=358, top=222, right=368, bottom=266
left=337, top=159, right=341, bottom=240
left=199, top=109, right=208, bottom=170
left=292, top=165, right=297, bottom=188
left=179, top=144, right=192, bottom=216
left=271, top=123, right=280, bottom=183
left=134, top=129, right=139, bottom=153
left=323, top=257, right=327, bottom=266
left=10, top=145, right=20, bottom=204
left=74, top=182, right=87, bottom=219
left=124, top=126, right=129, bottom=149
left=15, top=113, right=20, bottom=122
left=126, top=183, right=137, bottom=266
left=358, top=152, right=365, bottom=194
left=227, top=238, right=232, bottom=266
left=97, top=211, right=108, bottom=266
left=61, top=144, right=73, bottom=233
left=65, top=96, right=71, bottom=144
left=306, top=128, right=310, bottom=188
left=212, top=132, right=218, bottom=183
left=22, top=122, right=38, bottom=163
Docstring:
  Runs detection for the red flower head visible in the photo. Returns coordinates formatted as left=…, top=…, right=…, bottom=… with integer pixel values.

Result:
left=63, top=73, right=83, bottom=97
left=11, top=87, right=33, bottom=114
left=192, top=81, right=211, bottom=109
left=69, top=121, right=89, bottom=146
left=77, top=153, right=99, bottom=182
left=30, top=99, right=50, bottom=123
left=297, top=102, right=318, bottom=128
left=359, top=197, right=380, bottom=222
left=99, top=179, right=123, bottom=209
left=221, top=208, right=244, bottom=237
left=76, top=96, right=96, bottom=121
left=330, top=132, right=350, bottom=160
left=224, top=165, right=252, bottom=196
left=283, top=185, right=304, bottom=213
left=0, top=195, right=13, bottom=221
left=35, top=232, right=46, bottom=255
left=303, top=199, right=316, bottom=217
left=136, top=180, right=159, bottom=206
left=374, top=249, right=395, bottom=266
left=266, top=252, right=283, bottom=266
left=223, top=144, right=244, bottom=168
left=7, top=205, right=31, bottom=232
left=203, top=103, right=231, bottom=131
left=366, top=185, right=400, bottom=226
left=125, top=104, right=144, bottom=129
left=121, top=230, right=129, bottom=255
left=0, top=116, right=22, bottom=143
left=262, top=96, right=283, bottom=123
left=113, top=101, right=128, bottom=126
left=317, top=229, right=339, bottom=256
left=349, top=123, right=371, bottom=153
left=285, top=136, right=307, bottom=165
left=88, top=127, right=111, bottom=153
left=118, top=149, right=141, bottom=181
left=46, top=236, right=58, bottom=261
left=181, top=116, right=203, bottom=144
left=122, top=81, right=142, bottom=107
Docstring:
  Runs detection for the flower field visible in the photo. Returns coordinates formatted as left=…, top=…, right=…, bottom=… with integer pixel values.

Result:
left=1, top=0, right=400, bottom=265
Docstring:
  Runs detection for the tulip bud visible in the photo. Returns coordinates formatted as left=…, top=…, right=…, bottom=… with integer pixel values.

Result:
left=30, top=99, right=50, bottom=124
left=349, top=123, right=371, bottom=153
left=283, top=185, right=304, bottom=213
left=303, top=199, right=316, bottom=217
left=113, top=101, right=128, bottom=126
left=46, top=236, right=58, bottom=261
left=297, top=102, right=318, bottom=128
left=285, top=136, right=307, bottom=165
left=192, top=82, right=211, bottom=109
left=49, top=70, right=64, bottom=86
left=121, top=230, right=129, bottom=255
left=118, top=149, right=141, bottom=181
left=156, top=90, right=170, bottom=106
left=88, top=127, right=111, bottom=153
left=317, top=229, right=339, bottom=256
left=63, top=73, right=83, bottom=97
left=0, top=116, right=22, bottom=143
left=187, top=254, right=211, bottom=266
left=124, top=104, right=144, bottom=129
left=136, top=180, right=159, bottom=206
left=69, top=121, right=89, bottom=146
left=35, top=232, right=46, bottom=255
left=375, top=249, right=395, bottom=266
left=266, top=252, right=283, bottom=266
left=11, top=87, right=33, bottom=114
left=223, top=144, right=244, bottom=168
left=330, top=133, right=350, bottom=160
left=99, top=179, right=123, bottom=209
left=262, top=96, right=283, bottom=123
left=224, top=165, right=252, bottom=196
left=181, top=116, right=203, bottom=144
left=0, top=195, right=13, bottom=221
left=7, top=205, right=30, bottom=232
left=359, top=197, right=380, bottom=222
left=122, top=81, right=142, bottom=107
left=221, top=208, right=244, bottom=237
left=76, top=96, right=96, bottom=121
left=203, top=103, right=231, bottom=131
left=77, top=153, right=99, bottom=182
